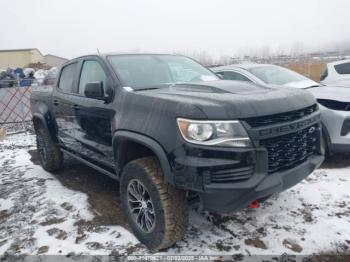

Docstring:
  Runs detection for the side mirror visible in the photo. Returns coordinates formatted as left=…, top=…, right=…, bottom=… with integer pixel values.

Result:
left=84, top=81, right=104, bottom=100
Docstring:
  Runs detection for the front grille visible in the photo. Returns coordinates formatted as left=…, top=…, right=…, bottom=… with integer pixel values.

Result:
left=244, top=104, right=317, bottom=128
left=210, top=166, right=254, bottom=183
left=260, top=124, right=319, bottom=173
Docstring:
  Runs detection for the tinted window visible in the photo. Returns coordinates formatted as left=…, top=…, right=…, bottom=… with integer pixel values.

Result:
left=79, top=60, right=107, bottom=96
left=219, top=71, right=252, bottom=82
left=58, top=63, right=77, bottom=93
left=334, top=62, right=350, bottom=75
left=108, top=55, right=218, bottom=89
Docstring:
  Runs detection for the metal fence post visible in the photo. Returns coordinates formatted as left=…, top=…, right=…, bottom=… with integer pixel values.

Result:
left=21, top=87, right=27, bottom=132
left=16, top=71, right=26, bottom=133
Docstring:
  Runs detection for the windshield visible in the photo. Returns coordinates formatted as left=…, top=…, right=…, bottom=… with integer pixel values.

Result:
left=247, top=65, right=311, bottom=85
left=108, top=54, right=218, bottom=89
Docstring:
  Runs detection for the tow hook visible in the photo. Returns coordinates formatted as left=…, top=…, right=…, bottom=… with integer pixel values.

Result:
left=249, top=200, right=260, bottom=209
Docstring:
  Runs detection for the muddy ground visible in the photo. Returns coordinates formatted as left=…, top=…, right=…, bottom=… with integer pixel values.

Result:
left=0, top=133, right=350, bottom=261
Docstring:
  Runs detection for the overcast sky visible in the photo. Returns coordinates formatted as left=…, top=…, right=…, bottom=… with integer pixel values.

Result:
left=1, top=0, right=350, bottom=59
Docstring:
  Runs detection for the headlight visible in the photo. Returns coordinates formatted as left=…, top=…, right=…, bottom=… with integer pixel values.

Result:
left=177, top=118, right=252, bottom=147
left=318, top=99, right=350, bottom=111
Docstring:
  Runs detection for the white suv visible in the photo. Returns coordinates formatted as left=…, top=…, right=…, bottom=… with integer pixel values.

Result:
left=320, top=59, right=350, bottom=87
left=213, top=64, right=350, bottom=154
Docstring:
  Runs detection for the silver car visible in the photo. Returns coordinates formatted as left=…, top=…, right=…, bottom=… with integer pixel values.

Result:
left=213, top=64, right=350, bottom=153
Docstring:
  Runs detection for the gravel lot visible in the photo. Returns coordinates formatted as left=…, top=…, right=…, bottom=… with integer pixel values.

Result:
left=0, top=132, right=350, bottom=261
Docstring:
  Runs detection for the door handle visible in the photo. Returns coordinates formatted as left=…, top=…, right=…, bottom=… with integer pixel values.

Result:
left=53, top=100, right=59, bottom=106
left=72, top=104, right=80, bottom=110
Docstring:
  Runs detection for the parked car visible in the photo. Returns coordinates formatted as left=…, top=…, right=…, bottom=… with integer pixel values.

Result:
left=213, top=64, right=350, bottom=153
left=320, top=59, right=350, bottom=87
left=31, top=54, right=323, bottom=250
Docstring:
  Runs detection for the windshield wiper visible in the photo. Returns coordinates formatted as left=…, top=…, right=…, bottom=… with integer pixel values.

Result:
left=305, top=84, right=321, bottom=89
left=135, top=83, right=176, bottom=91
left=135, top=87, right=161, bottom=91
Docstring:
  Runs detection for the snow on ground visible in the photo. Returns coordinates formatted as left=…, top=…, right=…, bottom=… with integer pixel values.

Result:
left=0, top=133, right=349, bottom=259
left=0, top=133, right=138, bottom=256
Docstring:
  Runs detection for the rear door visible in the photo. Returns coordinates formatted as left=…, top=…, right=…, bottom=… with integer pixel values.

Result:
left=70, top=58, right=115, bottom=168
left=51, top=61, right=81, bottom=150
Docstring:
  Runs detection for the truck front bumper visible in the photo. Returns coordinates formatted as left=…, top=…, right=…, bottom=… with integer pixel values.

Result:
left=171, top=141, right=324, bottom=213
left=199, top=154, right=323, bottom=213
left=319, top=104, right=350, bottom=153
left=171, top=116, right=324, bottom=213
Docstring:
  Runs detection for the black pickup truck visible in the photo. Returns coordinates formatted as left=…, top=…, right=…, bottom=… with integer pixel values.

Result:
left=30, top=54, right=324, bottom=250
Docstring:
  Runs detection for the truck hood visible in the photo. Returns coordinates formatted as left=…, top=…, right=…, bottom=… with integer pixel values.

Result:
left=308, top=86, right=350, bottom=103
left=137, top=80, right=316, bottom=119
left=322, top=78, right=350, bottom=87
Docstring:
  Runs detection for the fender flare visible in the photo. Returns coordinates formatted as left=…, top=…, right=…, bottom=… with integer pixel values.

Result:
left=32, top=113, right=49, bottom=131
left=112, top=130, right=173, bottom=184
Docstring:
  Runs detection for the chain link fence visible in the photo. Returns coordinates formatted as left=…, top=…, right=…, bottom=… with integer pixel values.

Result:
left=0, top=80, right=52, bottom=134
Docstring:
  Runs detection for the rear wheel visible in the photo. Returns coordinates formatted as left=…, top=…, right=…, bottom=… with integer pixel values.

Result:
left=120, top=157, right=188, bottom=250
left=35, top=126, right=63, bottom=171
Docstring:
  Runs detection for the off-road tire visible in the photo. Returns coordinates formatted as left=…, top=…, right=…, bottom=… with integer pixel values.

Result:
left=35, top=126, right=63, bottom=172
left=120, top=157, right=188, bottom=251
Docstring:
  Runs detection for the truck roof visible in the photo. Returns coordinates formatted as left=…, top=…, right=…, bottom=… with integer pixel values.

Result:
left=61, top=53, right=189, bottom=67
left=212, top=63, right=277, bottom=71
left=68, top=52, right=184, bottom=60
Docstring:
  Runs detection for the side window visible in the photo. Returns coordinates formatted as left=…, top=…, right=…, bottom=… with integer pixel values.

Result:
left=221, top=71, right=252, bottom=82
left=58, top=63, right=78, bottom=93
left=334, top=62, right=350, bottom=75
left=79, top=60, right=107, bottom=96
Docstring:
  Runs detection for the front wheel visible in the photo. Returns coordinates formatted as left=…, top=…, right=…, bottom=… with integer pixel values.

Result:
left=120, top=157, right=188, bottom=251
left=35, top=126, right=63, bottom=172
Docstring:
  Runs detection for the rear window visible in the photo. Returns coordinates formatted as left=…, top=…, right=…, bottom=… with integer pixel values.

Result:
left=334, top=62, right=350, bottom=75
left=58, top=63, right=77, bottom=93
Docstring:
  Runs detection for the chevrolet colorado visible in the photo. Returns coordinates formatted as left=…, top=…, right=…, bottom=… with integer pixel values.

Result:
left=30, top=54, right=324, bottom=250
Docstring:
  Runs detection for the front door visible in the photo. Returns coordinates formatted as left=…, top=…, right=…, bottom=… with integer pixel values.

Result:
left=51, top=62, right=81, bottom=151
left=71, top=59, right=115, bottom=168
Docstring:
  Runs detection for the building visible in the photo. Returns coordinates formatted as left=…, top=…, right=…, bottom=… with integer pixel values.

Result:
left=41, top=54, right=68, bottom=67
left=0, top=48, right=44, bottom=69
left=0, top=48, right=68, bottom=69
